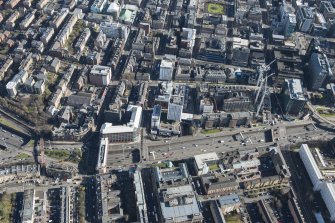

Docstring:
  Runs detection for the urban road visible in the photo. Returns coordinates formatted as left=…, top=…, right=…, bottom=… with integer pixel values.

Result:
left=144, top=120, right=335, bottom=162
left=102, top=119, right=335, bottom=223
left=104, top=120, right=335, bottom=169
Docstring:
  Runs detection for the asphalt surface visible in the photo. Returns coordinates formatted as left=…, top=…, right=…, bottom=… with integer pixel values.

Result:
left=144, top=122, right=326, bottom=162
left=0, top=128, right=25, bottom=149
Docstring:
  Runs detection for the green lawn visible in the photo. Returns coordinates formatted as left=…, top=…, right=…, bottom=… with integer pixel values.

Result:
left=154, top=162, right=168, bottom=168
left=226, top=214, right=241, bottom=223
left=201, top=129, right=221, bottom=134
left=0, top=46, right=9, bottom=55
left=0, top=193, right=14, bottom=223
left=45, top=149, right=70, bottom=160
left=208, top=164, right=220, bottom=171
left=316, top=108, right=335, bottom=117
left=320, top=113, right=335, bottom=117
left=207, top=3, right=225, bottom=15
left=67, top=148, right=82, bottom=163
left=0, top=117, right=23, bottom=132
left=45, top=148, right=82, bottom=163
left=25, top=140, right=35, bottom=148
left=15, top=153, right=31, bottom=159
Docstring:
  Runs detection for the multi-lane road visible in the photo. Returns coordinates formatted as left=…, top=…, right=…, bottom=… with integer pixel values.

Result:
left=0, top=127, right=26, bottom=149
left=103, top=120, right=335, bottom=169
left=143, top=120, right=333, bottom=162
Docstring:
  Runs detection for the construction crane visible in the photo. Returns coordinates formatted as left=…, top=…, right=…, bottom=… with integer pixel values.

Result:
left=255, top=73, right=275, bottom=117
left=256, top=59, right=276, bottom=87
left=254, top=60, right=276, bottom=117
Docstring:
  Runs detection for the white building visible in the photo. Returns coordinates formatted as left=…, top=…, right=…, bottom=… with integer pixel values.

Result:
left=181, top=28, right=196, bottom=49
left=100, top=124, right=137, bottom=143
left=194, top=153, right=219, bottom=175
left=100, top=105, right=142, bottom=143
left=320, top=182, right=335, bottom=222
left=6, top=81, right=18, bottom=97
left=127, top=105, right=142, bottom=129
left=96, top=137, right=108, bottom=173
left=107, top=1, right=121, bottom=20
left=159, top=59, right=174, bottom=81
left=299, top=144, right=324, bottom=191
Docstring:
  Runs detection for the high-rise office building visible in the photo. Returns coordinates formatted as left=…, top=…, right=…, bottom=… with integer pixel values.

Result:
left=159, top=60, right=174, bottom=81
left=281, top=79, right=306, bottom=116
left=308, top=53, right=332, bottom=90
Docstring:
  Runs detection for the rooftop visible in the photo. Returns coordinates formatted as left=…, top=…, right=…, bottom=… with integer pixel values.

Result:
left=160, top=184, right=202, bottom=222
left=194, top=152, right=219, bottom=170
left=100, top=123, right=135, bottom=134
left=218, top=194, right=240, bottom=206
left=286, top=79, right=306, bottom=101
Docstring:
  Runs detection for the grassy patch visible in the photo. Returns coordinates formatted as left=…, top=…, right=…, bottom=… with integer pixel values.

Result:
left=45, top=148, right=82, bottom=163
left=67, top=148, right=82, bottom=163
left=45, top=149, right=70, bottom=160
left=26, top=139, right=35, bottom=148
left=15, top=153, right=31, bottom=159
left=208, top=164, right=220, bottom=171
left=201, top=129, right=221, bottom=134
left=226, top=213, right=241, bottom=223
left=153, top=162, right=169, bottom=168
left=320, top=113, right=335, bottom=117
left=0, top=117, right=22, bottom=132
left=316, top=108, right=335, bottom=117
left=0, top=46, right=9, bottom=55
left=0, top=193, right=14, bottom=223
left=207, top=3, right=225, bottom=15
